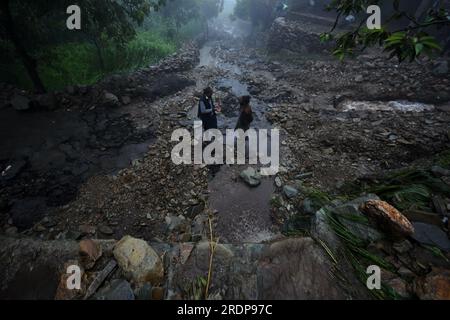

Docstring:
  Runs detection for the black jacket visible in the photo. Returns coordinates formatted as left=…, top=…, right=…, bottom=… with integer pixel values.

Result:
left=198, top=95, right=218, bottom=130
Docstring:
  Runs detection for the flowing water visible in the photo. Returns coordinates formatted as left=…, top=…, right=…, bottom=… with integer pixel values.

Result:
left=194, top=36, right=280, bottom=243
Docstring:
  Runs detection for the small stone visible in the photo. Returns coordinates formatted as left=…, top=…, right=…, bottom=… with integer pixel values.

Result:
left=393, top=240, right=414, bottom=254
left=179, top=233, right=191, bottom=242
left=103, top=92, right=120, bottom=107
left=121, top=96, right=131, bottom=105
left=355, top=75, right=364, bottom=82
left=11, top=94, right=30, bottom=111
left=240, top=167, right=261, bottom=187
left=94, top=279, right=135, bottom=300
left=79, top=239, right=102, bottom=269
left=135, top=283, right=153, bottom=300
left=398, top=267, right=415, bottom=278
left=79, top=224, right=96, bottom=235
left=99, top=225, right=114, bottom=235
left=283, top=185, right=299, bottom=199
left=275, top=176, right=282, bottom=188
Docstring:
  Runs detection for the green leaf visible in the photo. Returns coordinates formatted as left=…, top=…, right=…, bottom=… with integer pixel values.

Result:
left=415, top=43, right=424, bottom=55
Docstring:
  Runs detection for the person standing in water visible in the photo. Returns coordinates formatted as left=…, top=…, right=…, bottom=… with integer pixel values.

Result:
left=235, top=95, right=254, bottom=131
left=198, top=87, right=221, bottom=131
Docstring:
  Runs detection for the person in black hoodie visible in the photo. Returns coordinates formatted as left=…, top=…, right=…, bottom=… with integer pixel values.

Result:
left=235, top=95, right=254, bottom=131
left=198, top=87, right=221, bottom=131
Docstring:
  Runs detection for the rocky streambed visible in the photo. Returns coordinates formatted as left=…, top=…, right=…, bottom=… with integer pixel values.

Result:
left=1, top=15, right=450, bottom=300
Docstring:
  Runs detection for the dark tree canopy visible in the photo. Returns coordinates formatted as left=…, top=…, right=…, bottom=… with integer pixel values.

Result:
left=322, top=0, right=450, bottom=62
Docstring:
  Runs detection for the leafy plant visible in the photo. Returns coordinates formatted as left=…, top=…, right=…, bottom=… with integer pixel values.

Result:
left=322, top=0, right=449, bottom=62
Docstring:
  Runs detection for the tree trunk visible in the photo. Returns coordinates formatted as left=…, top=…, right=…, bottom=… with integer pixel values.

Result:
left=0, top=0, right=46, bottom=93
left=92, top=37, right=106, bottom=72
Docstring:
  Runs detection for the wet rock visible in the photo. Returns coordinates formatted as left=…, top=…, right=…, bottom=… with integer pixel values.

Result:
left=240, top=167, right=261, bottom=187
left=79, top=239, right=102, bottom=269
left=165, top=215, right=186, bottom=232
left=332, top=201, right=383, bottom=242
left=257, top=238, right=348, bottom=299
left=10, top=94, right=30, bottom=111
left=283, top=185, right=299, bottom=199
left=121, top=96, right=131, bottom=105
left=302, top=198, right=315, bottom=215
left=58, top=230, right=82, bottom=240
left=94, top=279, right=135, bottom=300
left=411, top=222, right=450, bottom=252
left=431, top=165, right=450, bottom=177
left=433, top=60, right=449, bottom=75
left=135, top=283, right=153, bottom=300
left=393, top=240, right=414, bottom=254
left=414, top=268, right=450, bottom=300
left=274, top=176, right=282, bottom=188
left=191, top=214, right=208, bottom=242
left=360, top=200, right=414, bottom=238
left=79, top=224, right=96, bottom=235
left=404, top=209, right=443, bottom=227
left=386, top=277, right=411, bottom=298
left=99, top=225, right=114, bottom=235
left=312, top=195, right=381, bottom=250
left=113, top=236, right=164, bottom=285
left=102, top=92, right=120, bottom=107
left=355, top=75, right=364, bottom=82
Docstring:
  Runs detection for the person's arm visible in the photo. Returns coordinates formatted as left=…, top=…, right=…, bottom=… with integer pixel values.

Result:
left=199, top=100, right=212, bottom=114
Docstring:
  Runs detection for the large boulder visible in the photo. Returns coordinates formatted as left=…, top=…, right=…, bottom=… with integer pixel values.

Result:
left=113, top=236, right=164, bottom=285
left=256, top=238, right=348, bottom=299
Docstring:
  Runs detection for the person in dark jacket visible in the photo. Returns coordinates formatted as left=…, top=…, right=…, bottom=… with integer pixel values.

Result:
left=235, top=95, right=254, bottom=131
left=198, top=87, right=221, bottom=131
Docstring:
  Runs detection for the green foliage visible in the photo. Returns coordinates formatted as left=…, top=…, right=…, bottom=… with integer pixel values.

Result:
left=187, top=276, right=208, bottom=300
left=1, top=0, right=215, bottom=91
left=323, top=209, right=401, bottom=300
left=1, top=31, right=177, bottom=90
left=322, top=0, right=450, bottom=62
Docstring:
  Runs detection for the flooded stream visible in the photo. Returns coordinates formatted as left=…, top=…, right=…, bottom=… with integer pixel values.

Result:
left=195, top=37, right=279, bottom=243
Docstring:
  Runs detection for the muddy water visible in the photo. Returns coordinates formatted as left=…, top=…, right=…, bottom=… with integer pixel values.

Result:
left=196, top=41, right=279, bottom=243
left=0, top=106, right=155, bottom=228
